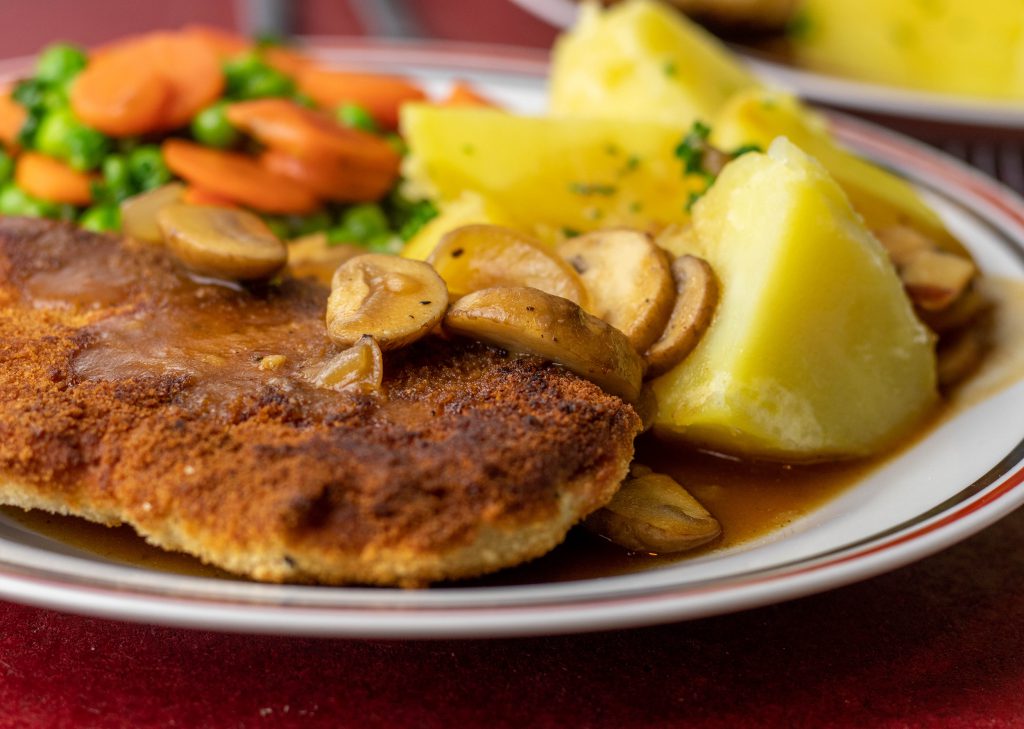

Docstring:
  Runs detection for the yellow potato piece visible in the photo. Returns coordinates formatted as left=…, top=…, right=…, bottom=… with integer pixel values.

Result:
left=549, top=0, right=757, bottom=125
left=710, top=89, right=969, bottom=259
left=792, top=0, right=1024, bottom=98
left=401, top=104, right=702, bottom=233
left=651, top=139, right=938, bottom=460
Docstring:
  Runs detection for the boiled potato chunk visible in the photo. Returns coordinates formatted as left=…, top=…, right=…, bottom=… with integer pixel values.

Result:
left=711, top=89, right=969, bottom=259
left=549, top=0, right=757, bottom=125
left=792, top=0, right=1024, bottom=98
left=651, top=139, right=938, bottom=460
left=401, top=105, right=700, bottom=233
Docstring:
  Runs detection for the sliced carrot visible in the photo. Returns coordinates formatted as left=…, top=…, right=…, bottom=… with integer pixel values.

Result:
left=182, top=24, right=250, bottom=59
left=262, top=45, right=311, bottom=77
left=70, top=49, right=170, bottom=137
left=442, top=80, right=498, bottom=108
left=0, top=88, right=26, bottom=149
left=297, top=67, right=426, bottom=129
left=15, top=152, right=94, bottom=205
left=75, top=32, right=224, bottom=135
left=163, top=139, right=319, bottom=214
left=260, top=149, right=395, bottom=203
left=182, top=186, right=239, bottom=208
left=226, top=99, right=401, bottom=174
left=142, top=32, right=225, bottom=129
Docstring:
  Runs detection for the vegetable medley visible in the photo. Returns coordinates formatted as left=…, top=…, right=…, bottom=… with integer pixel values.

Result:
left=0, top=27, right=488, bottom=249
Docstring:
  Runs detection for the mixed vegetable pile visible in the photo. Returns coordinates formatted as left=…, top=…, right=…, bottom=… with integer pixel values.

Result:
left=0, top=27, right=491, bottom=249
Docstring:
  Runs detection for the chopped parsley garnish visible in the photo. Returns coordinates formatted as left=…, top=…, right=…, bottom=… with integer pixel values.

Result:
left=569, top=182, right=618, bottom=196
left=675, top=121, right=762, bottom=211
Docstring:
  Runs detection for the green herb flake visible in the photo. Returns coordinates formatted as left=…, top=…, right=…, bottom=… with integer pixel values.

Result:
left=674, top=120, right=712, bottom=176
left=569, top=181, right=618, bottom=196
left=663, top=60, right=678, bottom=78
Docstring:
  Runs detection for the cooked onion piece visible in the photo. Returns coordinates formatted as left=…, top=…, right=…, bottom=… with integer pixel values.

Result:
left=121, top=182, right=185, bottom=244
left=585, top=471, right=721, bottom=554
left=428, top=224, right=589, bottom=306
left=644, top=255, right=718, bottom=377
left=157, top=203, right=287, bottom=280
left=558, top=228, right=675, bottom=352
left=443, top=286, right=644, bottom=403
left=309, top=335, right=384, bottom=394
left=326, top=254, right=448, bottom=350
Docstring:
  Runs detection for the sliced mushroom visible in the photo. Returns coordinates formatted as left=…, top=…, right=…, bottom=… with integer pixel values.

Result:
left=326, top=254, right=448, bottom=350
left=876, top=224, right=978, bottom=312
left=585, top=471, right=721, bottom=554
left=121, top=182, right=185, bottom=244
left=286, top=232, right=364, bottom=286
left=900, top=249, right=977, bottom=312
left=919, top=284, right=992, bottom=334
left=428, top=224, right=589, bottom=307
left=557, top=228, right=675, bottom=352
left=644, top=255, right=718, bottom=377
left=443, top=286, right=644, bottom=402
left=157, top=203, right=287, bottom=280
left=307, top=335, right=384, bottom=395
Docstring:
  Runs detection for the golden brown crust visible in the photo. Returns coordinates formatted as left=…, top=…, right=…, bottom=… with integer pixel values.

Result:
left=0, top=218, right=640, bottom=586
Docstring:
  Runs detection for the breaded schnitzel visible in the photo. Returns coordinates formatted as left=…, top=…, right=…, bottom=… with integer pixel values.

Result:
left=0, top=217, right=640, bottom=586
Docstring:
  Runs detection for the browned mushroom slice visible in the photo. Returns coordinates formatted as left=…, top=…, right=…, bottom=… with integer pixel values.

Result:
left=157, top=203, right=287, bottom=280
left=443, top=286, right=644, bottom=403
left=644, top=255, right=719, bottom=378
left=307, top=335, right=384, bottom=395
left=428, top=224, right=589, bottom=307
left=875, top=224, right=935, bottom=267
left=121, top=182, right=185, bottom=244
left=326, top=254, right=448, bottom=350
left=585, top=471, right=721, bottom=554
left=558, top=228, right=676, bottom=352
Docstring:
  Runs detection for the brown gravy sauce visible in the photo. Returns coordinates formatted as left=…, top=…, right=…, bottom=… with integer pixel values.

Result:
left=4, top=277, right=1024, bottom=586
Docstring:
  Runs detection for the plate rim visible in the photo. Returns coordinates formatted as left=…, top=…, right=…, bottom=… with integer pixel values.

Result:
left=1, top=38, right=1023, bottom=638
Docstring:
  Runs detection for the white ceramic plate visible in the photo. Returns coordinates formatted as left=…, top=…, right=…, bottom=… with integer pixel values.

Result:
left=0, top=41, right=1023, bottom=638
left=509, top=0, right=1024, bottom=130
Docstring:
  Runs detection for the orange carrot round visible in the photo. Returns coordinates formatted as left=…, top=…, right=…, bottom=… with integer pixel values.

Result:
left=142, top=32, right=225, bottom=129
left=226, top=99, right=400, bottom=174
left=70, top=49, right=170, bottom=137
left=443, top=80, right=497, bottom=108
left=15, top=152, right=94, bottom=205
left=163, top=139, right=319, bottom=214
left=297, top=67, right=426, bottom=129
left=182, top=24, right=250, bottom=59
left=0, top=88, right=27, bottom=149
left=260, top=149, right=395, bottom=203
left=182, top=186, right=239, bottom=208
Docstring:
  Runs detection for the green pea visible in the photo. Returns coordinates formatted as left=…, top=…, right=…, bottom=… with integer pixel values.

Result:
left=191, top=102, right=239, bottom=149
left=128, top=145, right=171, bottom=191
left=336, top=103, right=378, bottom=133
left=99, top=154, right=134, bottom=202
left=224, top=52, right=295, bottom=100
left=35, top=43, right=88, bottom=84
left=35, top=107, right=110, bottom=171
left=0, top=149, right=13, bottom=185
left=329, top=203, right=390, bottom=245
left=288, top=210, right=333, bottom=237
left=262, top=215, right=291, bottom=240
left=0, top=183, right=60, bottom=218
left=78, top=204, right=121, bottom=233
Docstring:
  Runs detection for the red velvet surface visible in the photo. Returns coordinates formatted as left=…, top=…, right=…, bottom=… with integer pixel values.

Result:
left=2, top=503, right=1024, bottom=728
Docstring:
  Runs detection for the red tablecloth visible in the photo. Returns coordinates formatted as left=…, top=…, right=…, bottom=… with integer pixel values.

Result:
left=2, top=503, right=1024, bottom=728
